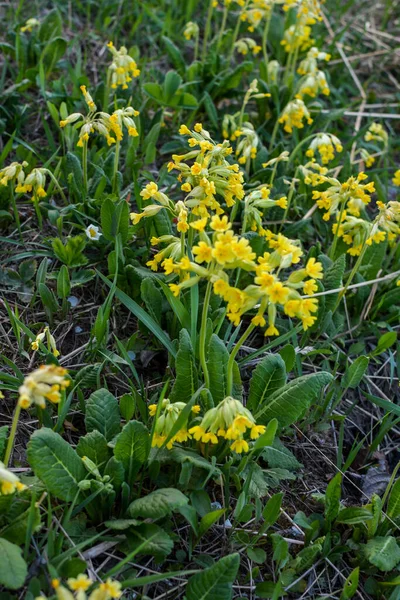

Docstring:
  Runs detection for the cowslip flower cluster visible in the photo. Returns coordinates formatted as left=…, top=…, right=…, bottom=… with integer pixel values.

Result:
left=20, top=18, right=40, bottom=32
left=243, top=186, right=288, bottom=231
left=131, top=126, right=245, bottom=232
left=165, top=216, right=322, bottom=334
left=0, top=161, right=50, bottom=200
left=296, top=46, right=331, bottom=99
left=190, top=396, right=266, bottom=454
left=306, top=133, right=343, bottom=164
left=183, top=21, right=199, bottom=40
left=234, top=37, right=262, bottom=56
left=18, top=365, right=70, bottom=410
left=31, top=327, right=59, bottom=357
left=311, top=172, right=375, bottom=221
left=364, top=122, right=388, bottom=147
left=60, top=86, right=139, bottom=147
left=36, top=575, right=122, bottom=600
left=150, top=399, right=201, bottom=448
left=281, top=23, right=313, bottom=53
left=279, top=99, right=313, bottom=133
left=107, top=41, right=140, bottom=89
left=0, top=462, right=26, bottom=495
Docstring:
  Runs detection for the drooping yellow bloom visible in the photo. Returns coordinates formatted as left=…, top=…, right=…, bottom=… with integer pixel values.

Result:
left=107, top=41, right=140, bottom=89
left=0, top=462, right=26, bottom=496
left=18, top=365, right=70, bottom=410
left=279, top=99, right=313, bottom=133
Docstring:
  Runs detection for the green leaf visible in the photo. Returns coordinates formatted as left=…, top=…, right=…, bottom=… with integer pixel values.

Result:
left=247, top=547, right=266, bottom=564
left=262, top=439, right=302, bottom=470
left=255, top=372, right=332, bottom=427
left=371, top=331, right=397, bottom=357
left=101, top=199, right=129, bottom=243
left=104, top=518, right=141, bottom=530
left=0, top=539, right=28, bottom=590
left=364, top=537, right=400, bottom=571
left=128, top=488, right=188, bottom=520
left=323, top=253, right=346, bottom=313
left=261, top=492, right=283, bottom=530
left=170, top=329, right=198, bottom=403
left=119, top=394, right=135, bottom=421
left=340, top=567, right=359, bottom=600
left=336, top=507, right=373, bottom=525
left=76, top=431, right=111, bottom=468
left=125, top=523, right=174, bottom=557
left=57, top=265, right=71, bottom=299
left=325, top=473, right=342, bottom=524
left=98, top=271, right=176, bottom=357
left=85, top=389, right=121, bottom=441
left=387, top=478, right=400, bottom=520
left=196, top=509, right=225, bottom=542
left=27, top=428, right=86, bottom=502
left=343, top=356, right=369, bottom=389
left=0, top=425, right=8, bottom=460
left=207, top=334, right=242, bottom=404
left=247, top=354, right=286, bottom=412
left=114, top=420, right=150, bottom=482
left=278, top=344, right=296, bottom=372
left=168, top=448, right=221, bottom=474
left=253, top=418, right=278, bottom=451
left=162, top=36, right=186, bottom=74
left=186, top=553, right=240, bottom=600
left=163, top=70, right=182, bottom=101
left=140, top=278, right=162, bottom=324
left=292, top=543, right=322, bottom=572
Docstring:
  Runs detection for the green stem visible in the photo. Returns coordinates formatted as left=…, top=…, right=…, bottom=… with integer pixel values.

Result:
left=216, top=5, right=228, bottom=52
left=269, top=118, right=280, bottom=152
left=199, top=281, right=212, bottom=389
left=262, top=11, right=273, bottom=79
left=82, top=140, right=88, bottom=196
left=46, top=170, right=68, bottom=204
left=226, top=322, right=255, bottom=396
left=112, top=139, right=121, bottom=195
left=333, top=242, right=368, bottom=314
left=194, top=31, right=200, bottom=62
left=33, top=196, right=43, bottom=229
left=229, top=0, right=250, bottom=61
left=10, top=188, right=22, bottom=241
left=202, top=0, right=214, bottom=62
left=4, top=403, right=22, bottom=466
left=329, top=200, right=346, bottom=260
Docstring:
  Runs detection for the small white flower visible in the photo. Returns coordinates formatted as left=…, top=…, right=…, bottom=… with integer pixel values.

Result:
left=85, top=224, right=101, bottom=240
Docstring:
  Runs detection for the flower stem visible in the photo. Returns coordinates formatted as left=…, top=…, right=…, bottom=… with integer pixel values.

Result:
left=4, top=403, right=22, bottom=466
left=202, top=0, right=215, bottom=62
left=82, top=140, right=88, bottom=196
left=262, top=10, right=273, bottom=79
left=229, top=0, right=250, bottom=61
left=226, top=322, right=255, bottom=397
left=112, top=139, right=121, bottom=195
left=216, top=5, right=228, bottom=52
left=333, top=243, right=368, bottom=314
left=10, top=188, right=22, bottom=241
left=199, top=281, right=212, bottom=389
left=329, top=200, right=346, bottom=260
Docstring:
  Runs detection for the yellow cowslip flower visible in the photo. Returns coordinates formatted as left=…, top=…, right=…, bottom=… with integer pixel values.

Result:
left=183, top=21, right=199, bottom=41
left=31, top=326, right=60, bottom=357
left=306, top=133, right=343, bottom=164
left=189, top=396, right=265, bottom=454
left=107, top=42, right=140, bottom=89
left=20, top=18, right=40, bottom=32
left=234, top=37, right=262, bottom=56
left=281, top=23, right=313, bottom=53
left=0, top=462, right=26, bottom=495
left=150, top=399, right=192, bottom=450
left=279, top=99, right=313, bottom=133
left=67, top=574, right=92, bottom=592
left=193, top=241, right=213, bottom=263
left=365, top=122, right=388, bottom=147
left=0, top=161, right=29, bottom=193
left=18, top=365, right=70, bottom=410
left=393, top=170, right=400, bottom=187
left=303, top=279, right=318, bottom=295
left=305, top=257, right=323, bottom=279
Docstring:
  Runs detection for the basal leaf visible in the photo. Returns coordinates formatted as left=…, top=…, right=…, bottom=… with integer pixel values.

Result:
left=170, top=329, right=198, bottom=403
left=27, top=428, right=86, bottom=502
left=0, top=539, right=28, bottom=590
left=114, top=420, right=150, bottom=483
left=76, top=431, right=111, bottom=469
left=186, top=553, right=240, bottom=600
left=85, top=388, right=121, bottom=441
left=255, top=372, right=332, bottom=427
left=128, top=488, right=188, bottom=520
left=364, top=537, right=400, bottom=571
left=207, top=334, right=242, bottom=404
left=247, top=354, right=286, bottom=412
